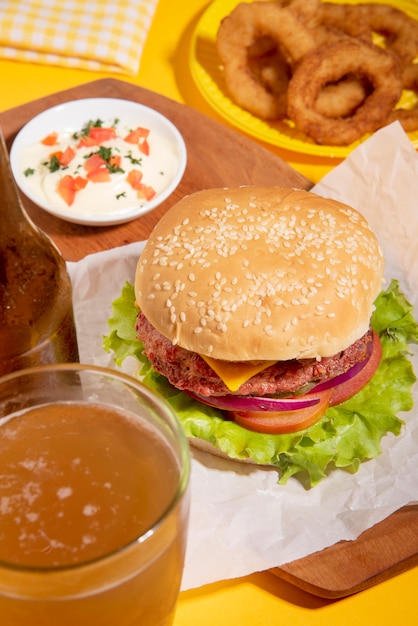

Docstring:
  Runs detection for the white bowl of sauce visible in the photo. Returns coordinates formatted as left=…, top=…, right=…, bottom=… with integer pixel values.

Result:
left=10, top=98, right=187, bottom=226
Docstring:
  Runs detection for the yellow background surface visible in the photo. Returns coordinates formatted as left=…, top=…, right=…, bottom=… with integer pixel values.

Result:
left=1, top=0, right=417, bottom=623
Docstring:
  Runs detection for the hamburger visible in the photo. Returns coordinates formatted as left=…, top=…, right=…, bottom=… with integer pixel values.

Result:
left=105, top=187, right=418, bottom=486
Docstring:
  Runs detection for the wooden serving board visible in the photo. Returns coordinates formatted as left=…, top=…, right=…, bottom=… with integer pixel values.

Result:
left=1, top=78, right=417, bottom=598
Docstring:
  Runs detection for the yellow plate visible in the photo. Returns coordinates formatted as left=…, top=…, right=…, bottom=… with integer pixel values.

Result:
left=190, top=0, right=418, bottom=158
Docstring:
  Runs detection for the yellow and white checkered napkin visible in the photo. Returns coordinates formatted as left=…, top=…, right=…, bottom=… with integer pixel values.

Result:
left=0, top=0, right=159, bottom=75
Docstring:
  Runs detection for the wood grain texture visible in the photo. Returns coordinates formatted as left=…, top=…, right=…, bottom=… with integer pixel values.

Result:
left=272, top=505, right=418, bottom=598
left=1, top=78, right=417, bottom=597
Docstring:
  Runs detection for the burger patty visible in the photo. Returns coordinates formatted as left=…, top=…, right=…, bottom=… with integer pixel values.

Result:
left=135, top=312, right=373, bottom=397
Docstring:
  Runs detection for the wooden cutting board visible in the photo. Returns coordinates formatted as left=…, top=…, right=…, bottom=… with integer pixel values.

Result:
left=1, top=78, right=417, bottom=598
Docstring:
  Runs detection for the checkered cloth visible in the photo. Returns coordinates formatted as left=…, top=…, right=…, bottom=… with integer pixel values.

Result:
left=0, top=0, right=159, bottom=75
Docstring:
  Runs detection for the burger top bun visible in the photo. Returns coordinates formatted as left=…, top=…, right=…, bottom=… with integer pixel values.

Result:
left=135, top=187, right=384, bottom=361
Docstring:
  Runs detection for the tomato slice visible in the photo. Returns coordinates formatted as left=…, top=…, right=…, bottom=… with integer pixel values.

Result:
left=329, top=331, right=382, bottom=406
left=232, top=389, right=332, bottom=434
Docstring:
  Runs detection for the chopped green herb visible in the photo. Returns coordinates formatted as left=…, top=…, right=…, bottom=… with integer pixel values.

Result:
left=97, top=146, right=112, bottom=161
left=83, top=146, right=124, bottom=173
left=87, top=119, right=105, bottom=129
left=23, top=167, right=35, bottom=177
left=44, top=155, right=61, bottom=172
left=116, top=192, right=127, bottom=200
left=125, top=150, right=142, bottom=166
left=73, top=118, right=106, bottom=139
left=107, top=163, right=124, bottom=174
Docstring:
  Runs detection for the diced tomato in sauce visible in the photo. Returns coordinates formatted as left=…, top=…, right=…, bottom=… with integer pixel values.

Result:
left=58, top=146, right=76, bottom=166
left=87, top=167, right=110, bottom=183
left=136, top=184, right=156, bottom=201
left=41, top=132, right=58, bottom=146
left=57, top=175, right=76, bottom=206
left=139, top=139, right=150, bottom=155
left=77, top=126, right=116, bottom=147
left=109, top=154, right=121, bottom=168
left=126, top=169, right=143, bottom=189
left=74, top=176, right=88, bottom=190
left=84, top=153, right=107, bottom=173
left=124, top=127, right=150, bottom=144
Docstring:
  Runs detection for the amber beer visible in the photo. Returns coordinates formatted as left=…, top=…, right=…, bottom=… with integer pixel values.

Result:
left=0, top=131, right=79, bottom=376
left=0, top=365, right=190, bottom=626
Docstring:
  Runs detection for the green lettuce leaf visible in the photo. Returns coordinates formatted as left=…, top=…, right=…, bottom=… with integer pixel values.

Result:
left=103, top=280, right=417, bottom=488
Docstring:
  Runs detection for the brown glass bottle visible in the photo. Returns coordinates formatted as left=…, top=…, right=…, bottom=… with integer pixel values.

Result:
left=0, top=131, right=79, bottom=375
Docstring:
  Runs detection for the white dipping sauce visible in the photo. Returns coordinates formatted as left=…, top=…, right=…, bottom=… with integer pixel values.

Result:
left=18, top=117, right=181, bottom=218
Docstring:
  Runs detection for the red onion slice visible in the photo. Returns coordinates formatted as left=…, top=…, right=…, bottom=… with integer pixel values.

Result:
left=185, top=390, right=320, bottom=412
left=309, top=336, right=373, bottom=394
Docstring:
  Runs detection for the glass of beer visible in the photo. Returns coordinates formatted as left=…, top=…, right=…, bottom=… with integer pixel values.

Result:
left=0, top=363, right=190, bottom=626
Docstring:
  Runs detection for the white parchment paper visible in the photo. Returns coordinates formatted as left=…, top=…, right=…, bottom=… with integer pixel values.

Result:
left=68, top=122, right=418, bottom=591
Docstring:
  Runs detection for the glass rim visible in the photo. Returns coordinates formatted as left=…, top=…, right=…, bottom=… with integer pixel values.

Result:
left=0, top=362, right=191, bottom=575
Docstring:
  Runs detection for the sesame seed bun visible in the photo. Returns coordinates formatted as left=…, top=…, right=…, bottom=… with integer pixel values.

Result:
left=135, top=187, right=384, bottom=361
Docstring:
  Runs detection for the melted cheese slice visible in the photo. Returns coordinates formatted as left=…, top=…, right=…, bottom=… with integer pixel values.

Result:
left=200, top=355, right=278, bottom=392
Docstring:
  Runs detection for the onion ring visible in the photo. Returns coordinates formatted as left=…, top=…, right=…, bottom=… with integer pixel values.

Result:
left=216, top=1, right=317, bottom=120
left=316, top=75, right=368, bottom=118
left=356, top=3, right=418, bottom=65
left=386, top=63, right=418, bottom=132
left=317, top=3, right=374, bottom=42
left=278, top=0, right=322, bottom=30
left=318, top=3, right=418, bottom=64
left=247, top=42, right=291, bottom=103
left=310, top=27, right=369, bottom=118
left=287, top=38, right=403, bottom=145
